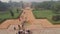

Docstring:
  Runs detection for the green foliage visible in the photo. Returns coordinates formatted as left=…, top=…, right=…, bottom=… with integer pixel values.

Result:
left=10, top=10, right=14, bottom=17
left=0, top=1, right=10, bottom=11
left=33, top=10, right=53, bottom=19
left=33, top=10, right=60, bottom=24
left=32, top=1, right=60, bottom=12
left=31, top=1, right=53, bottom=10
left=52, top=15, right=60, bottom=21
left=17, top=9, right=19, bottom=13
left=0, top=8, right=21, bottom=23
left=53, top=2, right=60, bottom=14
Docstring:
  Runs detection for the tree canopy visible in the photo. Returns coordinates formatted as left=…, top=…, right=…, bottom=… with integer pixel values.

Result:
left=0, top=1, right=10, bottom=11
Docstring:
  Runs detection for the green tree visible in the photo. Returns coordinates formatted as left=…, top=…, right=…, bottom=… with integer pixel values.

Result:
left=0, top=1, right=10, bottom=11
left=10, top=10, right=14, bottom=17
left=53, top=2, right=60, bottom=14
left=17, top=9, right=19, bottom=13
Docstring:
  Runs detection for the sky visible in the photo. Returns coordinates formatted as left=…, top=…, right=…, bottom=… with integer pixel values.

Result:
left=0, top=0, right=58, bottom=2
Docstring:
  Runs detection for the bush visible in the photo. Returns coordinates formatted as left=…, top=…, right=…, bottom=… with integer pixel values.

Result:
left=52, top=15, right=60, bottom=21
left=10, top=10, right=14, bottom=17
left=17, top=9, right=19, bottom=13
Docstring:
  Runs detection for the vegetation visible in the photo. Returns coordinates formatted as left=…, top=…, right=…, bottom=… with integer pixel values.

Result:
left=0, top=1, right=23, bottom=23
left=52, top=15, right=60, bottom=21
left=10, top=10, right=14, bottom=17
left=33, top=10, right=60, bottom=24
left=0, top=1, right=10, bottom=11
left=0, top=8, right=21, bottom=23
left=32, top=1, right=60, bottom=14
left=32, top=1, right=60, bottom=24
left=31, top=1, right=60, bottom=11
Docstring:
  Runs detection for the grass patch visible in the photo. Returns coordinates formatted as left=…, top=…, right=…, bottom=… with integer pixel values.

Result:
left=0, top=8, right=22, bottom=24
left=33, top=10, right=60, bottom=24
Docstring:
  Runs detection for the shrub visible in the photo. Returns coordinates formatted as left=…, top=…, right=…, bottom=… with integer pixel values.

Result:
left=10, top=10, right=14, bottom=17
left=52, top=15, right=60, bottom=21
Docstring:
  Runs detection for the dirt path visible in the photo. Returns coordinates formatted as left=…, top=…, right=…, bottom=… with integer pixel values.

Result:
left=22, top=7, right=52, bottom=30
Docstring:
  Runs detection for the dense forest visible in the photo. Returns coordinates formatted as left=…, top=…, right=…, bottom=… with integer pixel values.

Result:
left=0, top=1, right=10, bottom=11
left=31, top=1, right=60, bottom=13
left=0, top=0, right=60, bottom=12
left=0, top=1, right=23, bottom=12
